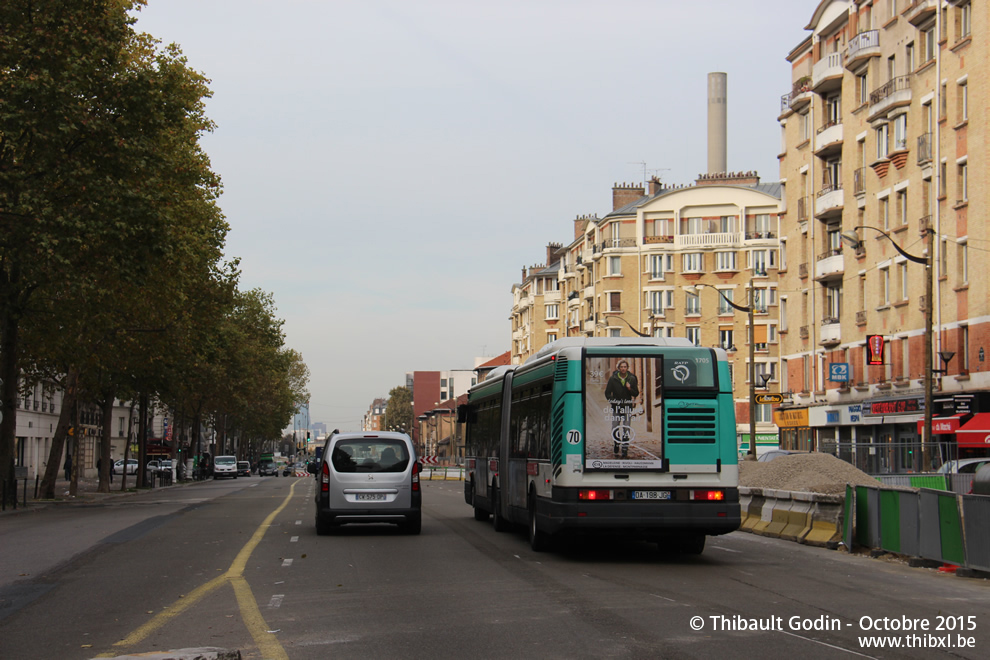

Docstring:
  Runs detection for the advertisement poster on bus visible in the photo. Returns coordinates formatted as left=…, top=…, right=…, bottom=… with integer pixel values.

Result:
left=584, top=355, right=664, bottom=470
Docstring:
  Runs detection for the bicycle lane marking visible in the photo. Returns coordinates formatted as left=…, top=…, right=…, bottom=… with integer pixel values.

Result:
left=99, top=480, right=300, bottom=660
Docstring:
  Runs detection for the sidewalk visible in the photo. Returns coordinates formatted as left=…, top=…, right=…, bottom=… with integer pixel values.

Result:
left=1, top=473, right=188, bottom=516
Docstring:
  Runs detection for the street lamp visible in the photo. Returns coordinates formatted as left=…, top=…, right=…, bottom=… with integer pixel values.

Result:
left=686, top=282, right=759, bottom=460
left=841, top=225, right=936, bottom=470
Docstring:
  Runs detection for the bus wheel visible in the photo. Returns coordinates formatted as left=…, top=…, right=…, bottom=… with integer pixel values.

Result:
left=472, top=483, right=489, bottom=521
left=491, top=487, right=509, bottom=533
left=528, top=495, right=552, bottom=552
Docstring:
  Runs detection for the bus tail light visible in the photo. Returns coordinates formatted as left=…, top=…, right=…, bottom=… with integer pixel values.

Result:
left=412, top=459, right=421, bottom=492
left=691, top=489, right=725, bottom=501
left=579, top=489, right=612, bottom=501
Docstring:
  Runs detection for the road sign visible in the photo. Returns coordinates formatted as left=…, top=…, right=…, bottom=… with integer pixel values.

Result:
left=755, top=393, right=784, bottom=404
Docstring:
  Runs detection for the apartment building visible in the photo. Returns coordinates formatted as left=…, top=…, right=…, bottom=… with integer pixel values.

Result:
left=511, top=175, right=783, bottom=452
left=777, top=0, right=986, bottom=472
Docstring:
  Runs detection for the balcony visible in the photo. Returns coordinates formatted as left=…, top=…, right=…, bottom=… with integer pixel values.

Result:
left=814, top=120, right=843, bottom=158
left=815, top=249, right=845, bottom=282
left=846, top=30, right=880, bottom=70
left=820, top=317, right=841, bottom=346
left=906, top=0, right=937, bottom=27
left=643, top=234, right=674, bottom=245
left=780, top=92, right=793, bottom=116
left=797, top=196, right=809, bottom=222
left=744, top=230, right=777, bottom=241
left=544, top=289, right=561, bottom=303
left=815, top=184, right=844, bottom=219
left=583, top=285, right=594, bottom=299
left=789, top=77, right=813, bottom=112
left=917, top=132, right=933, bottom=165
left=674, top=231, right=741, bottom=250
left=812, top=52, right=843, bottom=94
left=601, top=238, right=637, bottom=251
left=869, top=76, right=912, bottom=120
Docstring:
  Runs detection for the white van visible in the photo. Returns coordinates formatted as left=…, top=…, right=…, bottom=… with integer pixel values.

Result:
left=213, top=455, right=237, bottom=479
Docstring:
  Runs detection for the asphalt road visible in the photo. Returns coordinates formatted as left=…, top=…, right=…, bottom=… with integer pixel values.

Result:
left=1, top=476, right=989, bottom=659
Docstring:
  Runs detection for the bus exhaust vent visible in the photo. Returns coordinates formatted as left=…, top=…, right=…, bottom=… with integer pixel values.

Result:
left=554, top=356, right=569, bottom=382
left=666, top=406, right=718, bottom=444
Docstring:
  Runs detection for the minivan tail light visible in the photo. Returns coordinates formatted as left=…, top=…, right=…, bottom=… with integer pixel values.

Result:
left=412, top=460, right=420, bottom=492
left=321, top=460, right=330, bottom=492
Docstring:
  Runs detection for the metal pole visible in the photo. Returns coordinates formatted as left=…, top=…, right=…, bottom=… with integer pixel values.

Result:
left=923, top=228, right=934, bottom=471
left=748, top=287, right=757, bottom=461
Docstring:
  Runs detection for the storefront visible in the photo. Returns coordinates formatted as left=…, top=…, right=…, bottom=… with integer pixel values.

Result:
left=775, top=408, right=812, bottom=451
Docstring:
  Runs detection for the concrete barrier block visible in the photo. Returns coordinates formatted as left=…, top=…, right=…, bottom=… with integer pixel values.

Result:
left=802, top=493, right=844, bottom=547
left=757, top=490, right=793, bottom=538
left=781, top=493, right=814, bottom=542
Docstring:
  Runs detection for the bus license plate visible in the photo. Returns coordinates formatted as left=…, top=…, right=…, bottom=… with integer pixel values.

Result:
left=633, top=490, right=671, bottom=500
left=356, top=493, right=387, bottom=501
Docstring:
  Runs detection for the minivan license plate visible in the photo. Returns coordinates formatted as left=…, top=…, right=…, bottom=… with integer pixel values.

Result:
left=356, top=493, right=387, bottom=501
left=632, top=490, right=671, bottom=500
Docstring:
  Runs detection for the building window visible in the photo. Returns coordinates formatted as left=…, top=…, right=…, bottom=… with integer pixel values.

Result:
left=880, top=267, right=890, bottom=306
left=896, top=189, right=907, bottom=226
left=686, top=326, right=701, bottom=347
left=685, top=292, right=700, bottom=315
left=608, top=256, right=621, bottom=276
left=958, top=162, right=968, bottom=203
left=958, top=81, right=968, bottom=123
left=648, top=254, right=664, bottom=280
left=683, top=252, right=704, bottom=273
left=719, top=329, right=734, bottom=351
left=545, top=304, right=559, bottom=320
left=717, top=289, right=736, bottom=315
left=898, top=262, right=908, bottom=301
left=958, top=241, right=969, bottom=285
left=607, top=292, right=621, bottom=312
left=893, top=114, right=907, bottom=151
left=923, top=25, right=936, bottom=63
left=876, top=124, right=889, bottom=159
left=857, top=71, right=869, bottom=105
left=880, top=196, right=890, bottom=231
left=958, top=2, right=971, bottom=40
left=715, top=251, right=737, bottom=271
left=547, top=333, right=557, bottom=343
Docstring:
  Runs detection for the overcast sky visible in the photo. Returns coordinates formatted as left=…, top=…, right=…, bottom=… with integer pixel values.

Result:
left=132, top=0, right=813, bottom=431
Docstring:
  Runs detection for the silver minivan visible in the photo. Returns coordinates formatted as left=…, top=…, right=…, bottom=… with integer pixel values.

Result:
left=314, top=432, right=421, bottom=535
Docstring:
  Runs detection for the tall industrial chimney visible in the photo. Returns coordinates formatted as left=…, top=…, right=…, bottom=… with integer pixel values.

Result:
left=707, top=72, right=727, bottom=174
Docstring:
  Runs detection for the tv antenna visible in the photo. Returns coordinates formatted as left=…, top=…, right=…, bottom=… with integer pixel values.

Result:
left=628, top=161, right=671, bottom=189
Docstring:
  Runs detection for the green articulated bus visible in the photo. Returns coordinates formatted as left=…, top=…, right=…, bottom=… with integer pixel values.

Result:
left=461, top=337, right=741, bottom=555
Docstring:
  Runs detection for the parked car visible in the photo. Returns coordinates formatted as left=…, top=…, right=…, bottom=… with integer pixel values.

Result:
left=282, top=463, right=292, bottom=477
left=213, top=455, right=238, bottom=479
left=935, top=457, right=990, bottom=474
left=972, top=463, right=990, bottom=495
left=314, top=431, right=421, bottom=535
left=113, top=459, right=139, bottom=475
left=237, top=461, right=252, bottom=477
left=258, top=460, right=278, bottom=476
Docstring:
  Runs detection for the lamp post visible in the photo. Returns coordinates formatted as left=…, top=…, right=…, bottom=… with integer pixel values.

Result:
left=687, top=282, right=758, bottom=460
left=841, top=225, right=936, bottom=471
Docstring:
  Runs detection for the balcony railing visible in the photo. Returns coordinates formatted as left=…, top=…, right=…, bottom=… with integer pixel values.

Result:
left=869, top=76, right=911, bottom=107
left=917, top=132, right=933, bottom=164
left=847, top=30, right=880, bottom=60
left=601, top=238, right=637, bottom=250
left=643, top=234, right=674, bottom=244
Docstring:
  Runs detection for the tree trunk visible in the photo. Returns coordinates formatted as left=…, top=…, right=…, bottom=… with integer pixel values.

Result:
left=0, top=304, right=21, bottom=505
left=69, top=398, right=80, bottom=496
left=138, top=391, right=149, bottom=488
left=98, top=394, right=114, bottom=493
left=39, top=370, right=79, bottom=499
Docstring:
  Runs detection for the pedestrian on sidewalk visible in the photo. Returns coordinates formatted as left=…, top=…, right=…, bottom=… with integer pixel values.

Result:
left=64, top=453, right=72, bottom=481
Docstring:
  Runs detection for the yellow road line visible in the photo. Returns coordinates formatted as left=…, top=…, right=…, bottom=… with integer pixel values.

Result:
left=101, top=481, right=298, bottom=658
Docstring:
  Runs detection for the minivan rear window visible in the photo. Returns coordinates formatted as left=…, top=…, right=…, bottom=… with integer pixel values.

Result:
left=331, top=440, right=409, bottom=473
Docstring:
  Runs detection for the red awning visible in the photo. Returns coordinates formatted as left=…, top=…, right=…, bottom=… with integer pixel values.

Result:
left=955, top=413, right=990, bottom=448
left=917, top=414, right=968, bottom=436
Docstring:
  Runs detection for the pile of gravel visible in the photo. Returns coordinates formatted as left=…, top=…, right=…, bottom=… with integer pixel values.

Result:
left=739, top=452, right=887, bottom=495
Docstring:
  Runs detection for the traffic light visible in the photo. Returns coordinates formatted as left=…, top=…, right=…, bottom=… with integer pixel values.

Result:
left=307, top=431, right=311, bottom=440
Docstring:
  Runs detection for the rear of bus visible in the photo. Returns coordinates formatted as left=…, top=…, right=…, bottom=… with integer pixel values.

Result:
left=541, top=342, right=740, bottom=552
